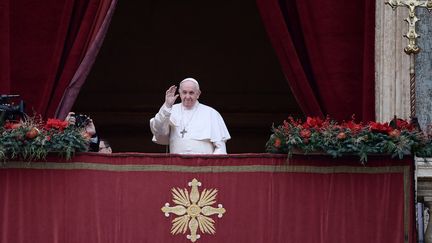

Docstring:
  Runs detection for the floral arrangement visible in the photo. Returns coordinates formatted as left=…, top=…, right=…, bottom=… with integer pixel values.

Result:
left=0, top=116, right=89, bottom=161
left=266, top=116, right=432, bottom=162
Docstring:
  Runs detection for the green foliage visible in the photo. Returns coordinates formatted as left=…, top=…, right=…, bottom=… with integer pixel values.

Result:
left=266, top=116, right=432, bottom=163
left=0, top=116, right=89, bottom=161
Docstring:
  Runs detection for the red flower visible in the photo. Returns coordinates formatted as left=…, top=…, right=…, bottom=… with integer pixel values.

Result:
left=304, top=117, right=324, bottom=129
left=342, top=120, right=363, bottom=134
left=4, top=121, right=21, bottom=130
left=26, top=127, right=39, bottom=139
left=388, top=129, right=401, bottom=138
left=300, top=129, right=311, bottom=139
left=395, top=119, right=415, bottom=131
left=369, top=122, right=393, bottom=134
left=274, top=138, right=281, bottom=148
left=45, top=119, right=68, bottom=130
left=46, top=135, right=51, bottom=141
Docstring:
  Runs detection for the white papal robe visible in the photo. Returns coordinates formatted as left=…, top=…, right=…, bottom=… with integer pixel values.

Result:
left=150, top=101, right=231, bottom=154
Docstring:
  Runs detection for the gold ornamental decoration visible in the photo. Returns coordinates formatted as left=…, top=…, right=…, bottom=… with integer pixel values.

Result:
left=161, top=178, right=226, bottom=242
left=385, top=0, right=432, bottom=117
left=386, top=0, right=432, bottom=55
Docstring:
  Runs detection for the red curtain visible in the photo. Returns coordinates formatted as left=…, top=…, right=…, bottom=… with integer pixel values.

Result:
left=0, top=0, right=116, bottom=119
left=256, top=0, right=375, bottom=121
left=0, top=1, right=11, bottom=93
left=54, top=0, right=117, bottom=119
left=0, top=154, right=415, bottom=243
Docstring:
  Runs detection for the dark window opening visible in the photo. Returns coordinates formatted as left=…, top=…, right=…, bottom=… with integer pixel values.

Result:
left=73, top=0, right=302, bottom=153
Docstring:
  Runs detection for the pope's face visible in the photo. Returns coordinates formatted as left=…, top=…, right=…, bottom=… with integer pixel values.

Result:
left=179, top=81, right=200, bottom=109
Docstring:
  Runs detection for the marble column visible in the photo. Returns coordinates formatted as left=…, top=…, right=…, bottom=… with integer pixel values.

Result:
left=375, top=1, right=411, bottom=122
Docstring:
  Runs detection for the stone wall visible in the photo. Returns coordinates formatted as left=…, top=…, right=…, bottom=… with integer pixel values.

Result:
left=416, top=8, right=432, bottom=131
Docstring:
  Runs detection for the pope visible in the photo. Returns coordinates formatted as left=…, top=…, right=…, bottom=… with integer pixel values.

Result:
left=150, top=78, right=231, bottom=154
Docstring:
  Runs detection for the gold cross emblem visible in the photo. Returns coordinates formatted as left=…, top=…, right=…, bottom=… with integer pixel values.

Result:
left=161, top=178, right=226, bottom=242
left=386, top=0, right=432, bottom=54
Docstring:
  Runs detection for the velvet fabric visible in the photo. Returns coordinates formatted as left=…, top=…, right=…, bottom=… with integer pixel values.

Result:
left=256, top=0, right=375, bottom=121
left=0, top=154, right=415, bottom=243
left=55, top=0, right=117, bottom=119
left=0, top=0, right=115, bottom=119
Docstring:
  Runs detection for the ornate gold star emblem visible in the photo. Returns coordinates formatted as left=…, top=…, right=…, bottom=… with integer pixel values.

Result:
left=161, top=178, right=226, bottom=242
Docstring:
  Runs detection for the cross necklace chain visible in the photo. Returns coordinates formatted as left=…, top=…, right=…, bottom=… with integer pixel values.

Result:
left=180, top=104, right=199, bottom=138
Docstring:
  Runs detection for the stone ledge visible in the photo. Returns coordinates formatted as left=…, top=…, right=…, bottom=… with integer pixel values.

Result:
left=417, top=157, right=432, bottom=178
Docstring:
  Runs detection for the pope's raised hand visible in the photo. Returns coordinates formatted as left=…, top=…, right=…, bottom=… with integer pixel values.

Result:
left=164, top=85, right=179, bottom=108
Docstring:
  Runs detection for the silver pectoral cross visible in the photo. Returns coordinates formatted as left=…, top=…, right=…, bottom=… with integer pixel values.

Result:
left=180, top=128, right=187, bottom=138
